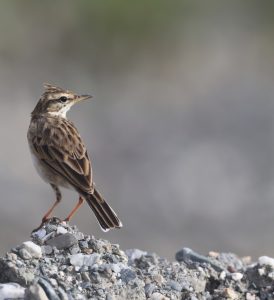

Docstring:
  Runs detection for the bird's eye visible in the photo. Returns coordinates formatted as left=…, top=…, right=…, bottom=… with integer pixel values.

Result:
left=59, top=96, right=68, bottom=103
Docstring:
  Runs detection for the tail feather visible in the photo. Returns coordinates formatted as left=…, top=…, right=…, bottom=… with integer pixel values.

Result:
left=85, top=188, right=122, bottom=231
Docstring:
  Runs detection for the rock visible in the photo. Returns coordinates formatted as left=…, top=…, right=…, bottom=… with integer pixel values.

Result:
left=175, top=247, right=223, bottom=272
left=119, top=268, right=137, bottom=283
left=246, top=292, right=256, bottom=300
left=0, top=219, right=272, bottom=300
left=149, top=292, right=169, bottom=300
left=223, top=287, right=239, bottom=299
left=38, top=278, right=60, bottom=300
left=56, top=226, right=68, bottom=235
left=231, top=272, right=243, bottom=281
left=258, top=256, right=274, bottom=268
left=125, top=249, right=147, bottom=262
left=46, top=233, right=77, bottom=250
left=26, top=284, right=49, bottom=300
left=69, top=253, right=100, bottom=267
left=0, top=283, right=25, bottom=299
left=21, top=241, right=42, bottom=258
left=18, top=248, right=32, bottom=260
left=167, top=280, right=182, bottom=291
left=32, top=228, right=47, bottom=241
left=41, top=245, right=53, bottom=255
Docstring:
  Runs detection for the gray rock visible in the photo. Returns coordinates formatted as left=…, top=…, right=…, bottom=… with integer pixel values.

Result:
left=167, top=280, right=182, bottom=291
left=46, top=233, right=78, bottom=250
left=32, top=228, right=47, bottom=241
left=175, top=247, right=223, bottom=272
left=18, top=248, right=32, bottom=260
left=78, top=241, right=88, bottom=249
left=120, top=268, right=137, bottom=283
left=125, top=249, right=147, bottom=262
left=145, top=283, right=156, bottom=297
left=0, top=283, right=25, bottom=299
left=38, top=278, right=60, bottom=300
left=26, top=284, right=49, bottom=300
left=41, top=245, right=53, bottom=255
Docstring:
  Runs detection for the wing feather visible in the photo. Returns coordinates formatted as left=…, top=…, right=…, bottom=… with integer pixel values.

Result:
left=31, top=117, right=93, bottom=194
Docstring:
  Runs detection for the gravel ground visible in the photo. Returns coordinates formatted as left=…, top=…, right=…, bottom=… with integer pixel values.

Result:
left=0, top=219, right=273, bottom=299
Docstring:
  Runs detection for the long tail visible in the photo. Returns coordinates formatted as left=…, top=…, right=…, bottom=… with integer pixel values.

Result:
left=85, top=188, right=123, bottom=231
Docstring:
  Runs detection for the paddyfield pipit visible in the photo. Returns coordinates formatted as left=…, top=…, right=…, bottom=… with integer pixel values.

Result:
left=27, top=83, right=122, bottom=231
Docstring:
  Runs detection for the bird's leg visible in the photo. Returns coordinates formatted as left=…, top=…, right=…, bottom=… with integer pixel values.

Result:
left=63, top=196, right=84, bottom=222
left=41, top=184, right=62, bottom=223
left=31, top=184, right=62, bottom=233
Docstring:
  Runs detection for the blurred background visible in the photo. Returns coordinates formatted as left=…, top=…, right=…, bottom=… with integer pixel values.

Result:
left=0, top=1, right=274, bottom=260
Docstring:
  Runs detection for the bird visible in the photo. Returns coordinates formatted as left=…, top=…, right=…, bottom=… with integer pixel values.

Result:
left=27, top=83, right=122, bottom=231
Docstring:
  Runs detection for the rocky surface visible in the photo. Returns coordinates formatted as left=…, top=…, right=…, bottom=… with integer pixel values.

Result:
left=0, top=220, right=273, bottom=299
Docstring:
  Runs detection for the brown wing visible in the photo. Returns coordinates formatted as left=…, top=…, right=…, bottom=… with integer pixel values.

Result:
left=31, top=117, right=93, bottom=194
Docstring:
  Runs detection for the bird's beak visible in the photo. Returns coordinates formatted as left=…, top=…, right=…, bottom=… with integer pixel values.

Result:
left=75, top=94, right=93, bottom=103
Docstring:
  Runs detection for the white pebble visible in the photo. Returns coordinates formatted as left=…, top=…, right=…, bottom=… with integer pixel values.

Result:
left=231, top=272, right=243, bottom=281
left=258, top=256, right=274, bottom=268
left=219, top=271, right=226, bottom=280
left=56, top=226, right=68, bottom=235
left=0, top=283, right=25, bottom=299
left=149, top=292, right=169, bottom=300
left=258, top=268, right=266, bottom=276
left=21, top=241, right=42, bottom=259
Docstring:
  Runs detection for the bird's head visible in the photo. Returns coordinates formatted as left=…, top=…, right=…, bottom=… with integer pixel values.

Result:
left=31, top=83, right=92, bottom=118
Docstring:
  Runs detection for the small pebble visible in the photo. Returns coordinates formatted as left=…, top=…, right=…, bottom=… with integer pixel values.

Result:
left=41, top=245, right=53, bottom=255
left=246, top=293, right=256, bottom=300
left=224, top=288, right=238, bottom=299
left=0, top=283, right=25, bottom=299
left=231, top=272, right=243, bottom=281
left=19, top=248, right=32, bottom=260
left=220, top=271, right=226, bottom=280
left=56, top=226, right=68, bottom=235
left=208, top=251, right=219, bottom=258
left=167, top=280, right=182, bottom=292
left=125, top=249, right=147, bottom=262
left=258, top=256, right=274, bottom=268
left=70, top=253, right=100, bottom=267
left=32, top=228, right=47, bottom=240
left=46, top=233, right=78, bottom=250
left=21, top=241, right=42, bottom=258
left=149, top=292, right=169, bottom=300
left=120, top=268, right=137, bottom=283
left=26, top=284, right=49, bottom=300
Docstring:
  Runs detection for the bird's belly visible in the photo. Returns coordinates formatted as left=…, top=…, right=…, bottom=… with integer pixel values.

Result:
left=30, top=152, right=73, bottom=190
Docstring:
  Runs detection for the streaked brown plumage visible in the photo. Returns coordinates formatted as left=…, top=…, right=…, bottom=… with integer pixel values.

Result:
left=27, top=83, right=122, bottom=231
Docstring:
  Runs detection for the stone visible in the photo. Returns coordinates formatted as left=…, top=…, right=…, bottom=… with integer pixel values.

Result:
left=231, top=272, right=243, bottom=281
left=0, top=283, right=25, bottom=299
left=26, top=284, right=49, bottom=300
left=258, top=256, right=274, bottom=268
left=18, top=248, right=32, bottom=260
left=32, top=228, right=47, bottom=240
left=167, top=280, right=182, bottom=291
left=120, top=268, right=137, bottom=283
left=56, top=226, right=68, bottom=235
left=41, top=245, right=53, bottom=255
left=149, top=292, right=169, bottom=300
left=175, top=247, right=223, bottom=272
left=21, top=241, right=42, bottom=258
left=223, top=287, right=238, bottom=299
left=125, top=249, right=147, bottom=262
left=70, top=253, right=100, bottom=267
left=145, top=283, right=156, bottom=297
left=46, top=233, right=78, bottom=250
left=246, top=293, right=256, bottom=300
